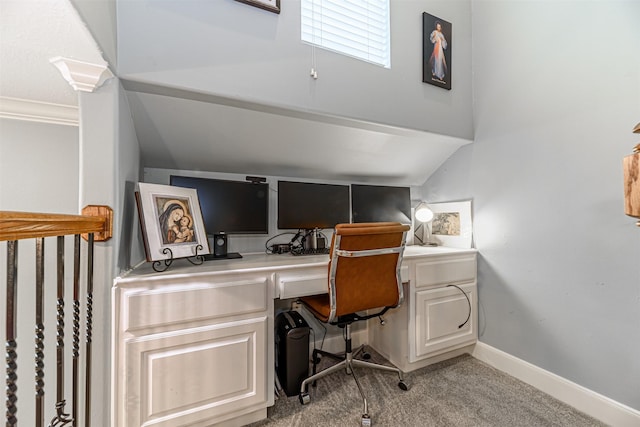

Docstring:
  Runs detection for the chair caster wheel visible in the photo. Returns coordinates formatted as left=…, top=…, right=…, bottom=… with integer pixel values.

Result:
left=398, top=380, right=409, bottom=391
left=361, top=414, right=372, bottom=426
left=299, top=392, right=310, bottom=405
left=362, top=351, right=371, bottom=360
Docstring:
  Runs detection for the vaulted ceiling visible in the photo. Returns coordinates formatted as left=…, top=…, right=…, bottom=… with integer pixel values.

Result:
left=2, top=0, right=472, bottom=186
left=0, top=0, right=103, bottom=107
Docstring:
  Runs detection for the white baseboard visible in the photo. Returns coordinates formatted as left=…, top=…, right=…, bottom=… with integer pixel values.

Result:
left=472, top=342, right=640, bottom=427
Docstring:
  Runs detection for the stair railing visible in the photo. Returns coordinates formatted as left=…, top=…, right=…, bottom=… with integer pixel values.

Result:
left=1, top=206, right=112, bottom=427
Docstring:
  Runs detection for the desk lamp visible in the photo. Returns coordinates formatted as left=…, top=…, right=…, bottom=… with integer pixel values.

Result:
left=414, top=202, right=437, bottom=246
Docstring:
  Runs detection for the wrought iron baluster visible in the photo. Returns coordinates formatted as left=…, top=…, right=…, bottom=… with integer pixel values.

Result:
left=84, top=233, right=94, bottom=427
left=6, top=240, right=18, bottom=427
left=35, top=238, right=45, bottom=427
left=49, top=236, right=72, bottom=427
left=71, top=235, right=80, bottom=427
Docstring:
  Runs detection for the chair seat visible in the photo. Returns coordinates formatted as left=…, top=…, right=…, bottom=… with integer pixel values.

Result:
left=300, top=294, right=331, bottom=322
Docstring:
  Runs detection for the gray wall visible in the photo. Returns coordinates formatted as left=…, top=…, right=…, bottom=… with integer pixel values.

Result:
left=423, top=1, right=640, bottom=410
left=0, top=119, right=79, bottom=211
left=116, top=0, right=473, bottom=139
left=118, top=82, right=145, bottom=271
left=77, top=77, right=142, bottom=426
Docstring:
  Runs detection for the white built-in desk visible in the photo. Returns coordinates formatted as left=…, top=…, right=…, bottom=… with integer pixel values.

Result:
left=112, top=246, right=477, bottom=426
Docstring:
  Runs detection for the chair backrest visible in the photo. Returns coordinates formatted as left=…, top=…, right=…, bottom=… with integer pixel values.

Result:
left=327, top=222, right=410, bottom=323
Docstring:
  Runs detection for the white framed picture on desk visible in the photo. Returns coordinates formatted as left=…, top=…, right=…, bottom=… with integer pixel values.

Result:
left=427, top=200, right=473, bottom=249
left=135, top=182, right=210, bottom=262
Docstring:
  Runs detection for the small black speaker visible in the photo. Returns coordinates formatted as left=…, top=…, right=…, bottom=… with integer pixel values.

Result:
left=213, top=233, right=228, bottom=258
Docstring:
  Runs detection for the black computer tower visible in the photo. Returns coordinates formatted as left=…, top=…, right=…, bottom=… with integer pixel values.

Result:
left=275, top=311, right=310, bottom=396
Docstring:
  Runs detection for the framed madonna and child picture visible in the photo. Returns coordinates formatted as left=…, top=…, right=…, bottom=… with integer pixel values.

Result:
left=136, top=182, right=210, bottom=262
left=423, top=12, right=452, bottom=90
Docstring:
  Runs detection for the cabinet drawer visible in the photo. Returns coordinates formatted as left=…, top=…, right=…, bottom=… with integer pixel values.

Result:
left=275, top=267, right=327, bottom=299
left=122, top=277, right=268, bottom=332
left=414, top=255, right=476, bottom=288
left=275, top=265, right=409, bottom=299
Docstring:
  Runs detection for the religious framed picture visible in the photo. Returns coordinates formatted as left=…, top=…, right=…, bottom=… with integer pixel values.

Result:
left=235, top=0, right=280, bottom=14
left=427, top=200, right=472, bottom=248
left=135, top=182, right=210, bottom=262
left=422, top=12, right=452, bottom=90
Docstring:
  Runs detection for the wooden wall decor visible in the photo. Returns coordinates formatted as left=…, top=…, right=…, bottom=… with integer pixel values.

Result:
left=623, top=123, right=640, bottom=226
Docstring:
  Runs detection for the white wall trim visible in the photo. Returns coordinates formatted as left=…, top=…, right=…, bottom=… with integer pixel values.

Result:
left=472, top=342, right=640, bottom=427
left=0, top=96, right=78, bottom=126
left=50, top=57, right=114, bottom=93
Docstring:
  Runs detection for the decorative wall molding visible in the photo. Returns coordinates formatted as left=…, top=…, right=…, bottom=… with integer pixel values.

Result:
left=472, top=342, right=640, bottom=427
left=0, top=96, right=78, bottom=126
left=50, top=57, right=114, bottom=93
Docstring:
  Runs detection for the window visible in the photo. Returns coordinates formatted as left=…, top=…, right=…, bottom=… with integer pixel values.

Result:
left=301, top=0, right=391, bottom=68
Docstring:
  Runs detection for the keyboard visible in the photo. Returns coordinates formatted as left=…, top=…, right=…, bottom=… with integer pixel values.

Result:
left=291, top=247, right=330, bottom=256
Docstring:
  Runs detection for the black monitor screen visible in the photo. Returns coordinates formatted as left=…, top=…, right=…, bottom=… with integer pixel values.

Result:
left=170, top=175, right=269, bottom=235
left=351, top=184, right=411, bottom=224
left=277, top=181, right=350, bottom=230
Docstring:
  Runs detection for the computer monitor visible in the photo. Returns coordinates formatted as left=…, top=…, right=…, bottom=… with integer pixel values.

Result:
left=170, top=175, right=269, bottom=259
left=277, top=181, right=350, bottom=230
left=351, top=184, right=411, bottom=224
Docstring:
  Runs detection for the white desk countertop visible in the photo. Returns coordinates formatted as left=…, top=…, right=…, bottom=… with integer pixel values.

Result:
left=116, top=245, right=476, bottom=284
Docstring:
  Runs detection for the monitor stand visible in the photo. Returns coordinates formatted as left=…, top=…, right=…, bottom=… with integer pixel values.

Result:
left=203, top=252, right=242, bottom=261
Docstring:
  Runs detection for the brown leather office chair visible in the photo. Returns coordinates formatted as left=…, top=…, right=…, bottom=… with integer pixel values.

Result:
left=298, top=222, right=410, bottom=426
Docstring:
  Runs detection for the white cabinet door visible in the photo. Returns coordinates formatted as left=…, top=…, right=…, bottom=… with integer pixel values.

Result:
left=121, top=316, right=267, bottom=427
left=413, top=282, right=476, bottom=360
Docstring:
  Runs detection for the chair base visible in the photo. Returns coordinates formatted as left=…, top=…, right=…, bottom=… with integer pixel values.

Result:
left=298, top=326, right=409, bottom=425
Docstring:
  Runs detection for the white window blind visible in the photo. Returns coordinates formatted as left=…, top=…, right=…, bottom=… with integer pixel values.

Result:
left=301, top=0, right=391, bottom=68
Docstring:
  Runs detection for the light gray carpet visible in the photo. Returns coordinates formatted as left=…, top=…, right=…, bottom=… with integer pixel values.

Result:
left=249, top=349, right=606, bottom=427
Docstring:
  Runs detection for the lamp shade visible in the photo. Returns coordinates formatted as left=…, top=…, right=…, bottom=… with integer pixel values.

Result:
left=415, top=203, right=434, bottom=223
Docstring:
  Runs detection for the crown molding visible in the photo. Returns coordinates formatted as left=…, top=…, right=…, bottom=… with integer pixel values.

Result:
left=50, top=56, right=114, bottom=93
left=0, top=96, right=78, bottom=126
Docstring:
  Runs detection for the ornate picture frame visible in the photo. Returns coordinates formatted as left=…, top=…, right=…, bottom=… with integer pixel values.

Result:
left=136, top=183, right=210, bottom=262
left=235, top=0, right=280, bottom=14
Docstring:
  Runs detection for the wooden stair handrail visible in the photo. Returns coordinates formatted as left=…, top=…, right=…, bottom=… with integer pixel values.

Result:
left=0, top=205, right=113, bottom=242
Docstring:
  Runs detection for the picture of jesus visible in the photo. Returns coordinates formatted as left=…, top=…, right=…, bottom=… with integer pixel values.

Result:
left=423, top=13, right=452, bottom=90
left=429, top=22, right=448, bottom=81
